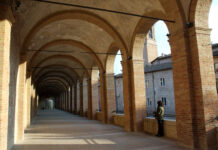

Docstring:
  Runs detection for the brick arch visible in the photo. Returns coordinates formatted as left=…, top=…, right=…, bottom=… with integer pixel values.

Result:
left=36, top=72, right=71, bottom=87
left=33, top=64, right=80, bottom=83
left=40, top=85, right=63, bottom=93
left=38, top=84, right=65, bottom=96
left=39, top=85, right=64, bottom=96
left=35, top=73, right=74, bottom=97
left=38, top=80, right=68, bottom=95
left=28, top=39, right=104, bottom=73
left=130, top=19, right=156, bottom=60
left=189, top=0, right=212, bottom=27
left=105, top=43, right=120, bottom=74
left=36, top=73, right=74, bottom=87
left=38, top=79, right=68, bottom=92
left=126, top=2, right=188, bottom=132
left=22, top=10, right=128, bottom=58
left=32, top=55, right=90, bottom=78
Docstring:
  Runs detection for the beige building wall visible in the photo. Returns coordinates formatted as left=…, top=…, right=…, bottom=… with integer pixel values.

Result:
left=143, top=28, right=158, bottom=66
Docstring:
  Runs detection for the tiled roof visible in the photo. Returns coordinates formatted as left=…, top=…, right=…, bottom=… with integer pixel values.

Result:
left=145, top=62, right=172, bottom=73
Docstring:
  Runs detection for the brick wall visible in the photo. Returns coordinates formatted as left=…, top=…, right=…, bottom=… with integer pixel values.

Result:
left=144, top=117, right=177, bottom=139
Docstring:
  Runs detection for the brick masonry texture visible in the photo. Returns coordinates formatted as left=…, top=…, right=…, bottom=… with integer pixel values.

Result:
left=0, top=1, right=218, bottom=150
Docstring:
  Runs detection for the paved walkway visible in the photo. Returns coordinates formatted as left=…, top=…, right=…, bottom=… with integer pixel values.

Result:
left=12, top=109, right=188, bottom=150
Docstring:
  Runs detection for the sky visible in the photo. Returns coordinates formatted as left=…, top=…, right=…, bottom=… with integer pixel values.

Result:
left=114, top=0, right=218, bottom=75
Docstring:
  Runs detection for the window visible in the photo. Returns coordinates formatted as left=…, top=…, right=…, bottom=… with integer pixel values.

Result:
left=145, top=80, right=149, bottom=88
left=160, top=78, right=165, bottom=86
left=147, top=98, right=152, bottom=106
left=148, top=29, right=153, bottom=39
left=161, top=97, right=167, bottom=106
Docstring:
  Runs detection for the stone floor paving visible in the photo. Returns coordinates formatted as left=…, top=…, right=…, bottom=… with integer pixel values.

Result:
left=12, top=109, right=189, bottom=150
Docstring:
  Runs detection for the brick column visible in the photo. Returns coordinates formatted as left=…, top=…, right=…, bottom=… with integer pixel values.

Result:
left=91, top=68, right=99, bottom=119
left=26, top=74, right=32, bottom=128
left=99, top=72, right=107, bottom=123
left=131, top=59, right=146, bottom=132
left=77, top=81, right=80, bottom=114
left=74, top=83, right=77, bottom=114
left=121, top=60, right=134, bottom=131
left=65, top=91, right=67, bottom=111
left=56, top=96, right=58, bottom=109
left=66, top=91, right=69, bottom=112
left=63, top=92, right=65, bottom=111
left=68, top=88, right=71, bottom=112
left=32, top=87, right=37, bottom=118
left=60, top=93, right=62, bottom=110
left=36, top=94, right=39, bottom=113
left=30, top=85, right=34, bottom=120
left=59, top=94, right=61, bottom=110
left=0, top=4, right=14, bottom=150
left=70, top=86, right=73, bottom=113
left=80, top=81, right=83, bottom=116
left=62, top=93, right=64, bottom=110
left=87, top=78, right=92, bottom=119
left=15, top=56, right=27, bottom=143
left=62, top=92, right=64, bottom=111
left=105, top=73, right=116, bottom=123
left=57, top=96, right=60, bottom=109
left=67, top=89, right=71, bottom=112
left=169, top=27, right=218, bottom=149
left=64, top=91, right=67, bottom=111
left=83, top=78, right=88, bottom=116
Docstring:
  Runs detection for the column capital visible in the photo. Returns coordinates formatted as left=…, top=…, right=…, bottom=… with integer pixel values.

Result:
left=168, top=26, right=211, bottom=43
left=105, top=73, right=114, bottom=77
left=0, top=4, right=15, bottom=24
left=188, top=26, right=211, bottom=36
left=131, top=59, right=144, bottom=64
left=92, top=66, right=99, bottom=70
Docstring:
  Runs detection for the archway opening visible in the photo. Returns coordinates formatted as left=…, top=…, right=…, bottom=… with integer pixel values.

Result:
left=114, top=50, right=124, bottom=114
left=144, top=21, right=175, bottom=120
left=209, top=0, right=218, bottom=92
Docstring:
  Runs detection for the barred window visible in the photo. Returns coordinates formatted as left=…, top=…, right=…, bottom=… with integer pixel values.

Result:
left=160, top=78, right=165, bottom=86
left=161, top=97, right=167, bottom=106
left=146, top=80, right=149, bottom=88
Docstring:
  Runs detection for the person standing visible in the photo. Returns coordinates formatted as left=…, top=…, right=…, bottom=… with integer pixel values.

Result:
left=155, top=101, right=164, bottom=137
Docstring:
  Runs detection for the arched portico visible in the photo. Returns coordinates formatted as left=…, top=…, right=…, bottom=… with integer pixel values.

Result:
left=0, top=1, right=218, bottom=150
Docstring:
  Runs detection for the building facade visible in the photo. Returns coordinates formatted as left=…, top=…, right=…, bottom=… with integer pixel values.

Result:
left=114, top=74, right=124, bottom=113
left=145, top=55, right=175, bottom=117
left=113, top=27, right=218, bottom=118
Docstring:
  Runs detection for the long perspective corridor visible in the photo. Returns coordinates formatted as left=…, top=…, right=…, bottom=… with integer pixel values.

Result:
left=13, top=110, right=187, bottom=150
left=0, top=0, right=218, bottom=150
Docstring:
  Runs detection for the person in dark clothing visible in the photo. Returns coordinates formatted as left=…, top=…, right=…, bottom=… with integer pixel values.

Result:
left=154, top=101, right=164, bottom=137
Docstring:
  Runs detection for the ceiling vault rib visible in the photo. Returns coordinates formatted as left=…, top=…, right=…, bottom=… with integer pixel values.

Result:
left=31, top=67, right=97, bottom=70
left=32, top=0, right=175, bottom=23
left=27, top=49, right=122, bottom=55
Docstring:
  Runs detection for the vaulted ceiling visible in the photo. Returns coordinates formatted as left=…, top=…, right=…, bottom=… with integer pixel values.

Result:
left=13, top=0, right=192, bottom=97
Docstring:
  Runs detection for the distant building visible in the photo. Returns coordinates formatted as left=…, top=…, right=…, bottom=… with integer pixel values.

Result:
left=114, top=74, right=124, bottom=113
left=145, top=43, right=218, bottom=117
left=113, top=25, right=218, bottom=118
left=114, top=27, right=158, bottom=114
left=145, top=55, right=175, bottom=117
left=212, top=43, right=218, bottom=90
